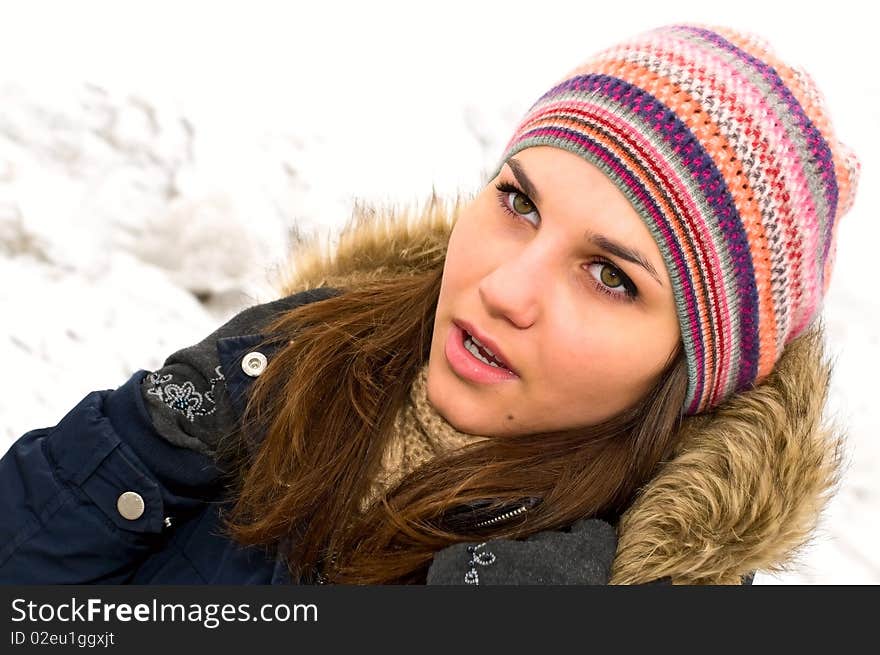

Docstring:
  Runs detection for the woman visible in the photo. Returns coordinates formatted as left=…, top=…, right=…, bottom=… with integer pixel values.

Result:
left=0, top=24, right=859, bottom=585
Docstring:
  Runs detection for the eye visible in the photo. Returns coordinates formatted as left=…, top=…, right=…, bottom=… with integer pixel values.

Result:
left=494, top=179, right=639, bottom=303
left=586, top=260, right=638, bottom=302
left=495, top=181, right=539, bottom=225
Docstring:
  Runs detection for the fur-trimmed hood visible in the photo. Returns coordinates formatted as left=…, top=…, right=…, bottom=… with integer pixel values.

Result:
left=269, top=197, right=845, bottom=585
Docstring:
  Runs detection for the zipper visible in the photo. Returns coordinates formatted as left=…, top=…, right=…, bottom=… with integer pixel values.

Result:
left=471, top=497, right=540, bottom=529
left=473, top=504, right=529, bottom=528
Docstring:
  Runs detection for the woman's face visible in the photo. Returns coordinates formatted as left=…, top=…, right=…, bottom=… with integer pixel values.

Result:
left=426, top=146, right=681, bottom=437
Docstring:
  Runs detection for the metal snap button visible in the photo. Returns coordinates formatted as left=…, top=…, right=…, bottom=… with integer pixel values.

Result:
left=117, top=491, right=145, bottom=520
left=241, top=351, right=268, bottom=377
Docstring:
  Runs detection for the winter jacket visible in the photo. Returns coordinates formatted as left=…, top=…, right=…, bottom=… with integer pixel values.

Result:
left=0, top=200, right=840, bottom=585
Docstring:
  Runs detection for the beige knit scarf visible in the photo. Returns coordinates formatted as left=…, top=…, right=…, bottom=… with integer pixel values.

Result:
left=359, top=363, right=489, bottom=513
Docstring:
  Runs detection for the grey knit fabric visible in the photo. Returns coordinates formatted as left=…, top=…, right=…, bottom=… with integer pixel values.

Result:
left=141, top=288, right=340, bottom=454
left=426, top=518, right=618, bottom=585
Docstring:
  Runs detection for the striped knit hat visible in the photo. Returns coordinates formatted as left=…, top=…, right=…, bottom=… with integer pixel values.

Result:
left=491, top=24, right=860, bottom=415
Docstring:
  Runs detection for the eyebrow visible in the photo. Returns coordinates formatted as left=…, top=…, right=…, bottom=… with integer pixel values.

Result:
left=507, top=157, right=543, bottom=206
left=506, top=157, right=664, bottom=289
left=586, top=231, right=664, bottom=288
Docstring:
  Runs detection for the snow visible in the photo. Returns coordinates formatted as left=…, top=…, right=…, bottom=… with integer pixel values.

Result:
left=1, top=0, right=877, bottom=584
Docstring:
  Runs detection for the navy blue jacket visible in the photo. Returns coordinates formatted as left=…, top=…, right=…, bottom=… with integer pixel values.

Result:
left=1, top=288, right=629, bottom=585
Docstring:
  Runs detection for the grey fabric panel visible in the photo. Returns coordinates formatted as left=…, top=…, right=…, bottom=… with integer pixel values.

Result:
left=426, top=518, right=618, bottom=585
left=141, top=361, right=237, bottom=455
left=140, top=287, right=341, bottom=454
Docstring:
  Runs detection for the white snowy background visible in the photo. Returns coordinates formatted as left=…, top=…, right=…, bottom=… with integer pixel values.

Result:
left=1, top=0, right=876, bottom=584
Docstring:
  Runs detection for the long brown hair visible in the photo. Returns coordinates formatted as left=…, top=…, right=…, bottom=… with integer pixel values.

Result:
left=218, top=263, right=688, bottom=584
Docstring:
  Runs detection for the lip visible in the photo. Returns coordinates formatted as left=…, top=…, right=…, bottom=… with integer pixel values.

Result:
left=446, top=320, right=519, bottom=383
left=454, top=320, right=517, bottom=374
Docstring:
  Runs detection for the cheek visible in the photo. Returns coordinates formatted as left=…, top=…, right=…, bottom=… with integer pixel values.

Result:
left=588, top=320, right=677, bottom=401
left=450, top=214, right=485, bottom=252
left=442, top=218, right=492, bottom=288
left=547, top=322, right=663, bottom=393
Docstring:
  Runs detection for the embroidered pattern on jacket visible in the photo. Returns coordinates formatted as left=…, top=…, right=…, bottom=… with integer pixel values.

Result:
left=464, top=542, right=496, bottom=585
left=145, top=365, right=225, bottom=422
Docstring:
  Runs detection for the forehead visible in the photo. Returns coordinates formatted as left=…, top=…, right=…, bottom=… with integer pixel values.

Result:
left=503, top=147, right=654, bottom=239
left=499, top=146, right=674, bottom=289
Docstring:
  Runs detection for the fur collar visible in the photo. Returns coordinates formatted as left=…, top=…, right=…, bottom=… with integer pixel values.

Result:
left=270, top=197, right=844, bottom=585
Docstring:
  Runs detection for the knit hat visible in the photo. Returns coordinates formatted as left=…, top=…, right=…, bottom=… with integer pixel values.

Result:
left=490, top=24, right=860, bottom=415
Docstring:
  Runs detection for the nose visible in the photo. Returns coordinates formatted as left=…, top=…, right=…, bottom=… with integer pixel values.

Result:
left=478, top=245, right=547, bottom=329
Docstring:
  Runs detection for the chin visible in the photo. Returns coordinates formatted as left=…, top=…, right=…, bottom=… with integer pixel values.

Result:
left=426, top=378, right=480, bottom=435
left=443, top=412, right=479, bottom=434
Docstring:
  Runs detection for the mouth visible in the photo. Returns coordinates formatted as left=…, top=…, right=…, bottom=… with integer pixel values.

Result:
left=453, top=320, right=518, bottom=375
left=445, top=322, right=519, bottom=384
